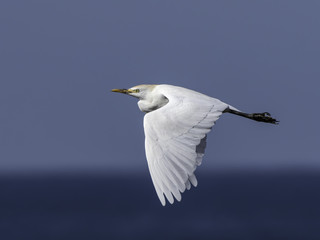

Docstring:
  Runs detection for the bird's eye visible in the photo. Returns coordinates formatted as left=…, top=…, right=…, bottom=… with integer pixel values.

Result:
left=134, top=89, right=140, bottom=93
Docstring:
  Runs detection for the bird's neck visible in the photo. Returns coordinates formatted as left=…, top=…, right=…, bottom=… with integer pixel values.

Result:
left=137, top=94, right=169, bottom=113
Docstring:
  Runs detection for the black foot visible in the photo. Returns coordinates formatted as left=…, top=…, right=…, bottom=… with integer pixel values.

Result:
left=251, top=112, right=279, bottom=124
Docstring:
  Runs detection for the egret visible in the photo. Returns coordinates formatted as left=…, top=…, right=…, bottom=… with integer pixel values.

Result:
left=112, top=84, right=278, bottom=206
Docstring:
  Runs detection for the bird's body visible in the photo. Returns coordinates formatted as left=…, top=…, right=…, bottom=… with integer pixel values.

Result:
left=112, top=84, right=278, bottom=206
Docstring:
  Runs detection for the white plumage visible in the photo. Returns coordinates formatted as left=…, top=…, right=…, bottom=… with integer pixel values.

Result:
left=112, top=84, right=278, bottom=206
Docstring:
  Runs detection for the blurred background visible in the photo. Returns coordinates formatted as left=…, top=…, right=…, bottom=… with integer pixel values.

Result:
left=1, top=0, right=319, bottom=239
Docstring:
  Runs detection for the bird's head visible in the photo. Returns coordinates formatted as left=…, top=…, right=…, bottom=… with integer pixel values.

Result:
left=111, top=84, right=157, bottom=99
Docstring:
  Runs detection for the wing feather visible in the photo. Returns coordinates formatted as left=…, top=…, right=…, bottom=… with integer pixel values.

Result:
left=153, top=162, right=174, bottom=204
left=148, top=164, right=166, bottom=205
left=144, top=85, right=229, bottom=205
left=159, top=158, right=183, bottom=197
left=185, top=180, right=191, bottom=190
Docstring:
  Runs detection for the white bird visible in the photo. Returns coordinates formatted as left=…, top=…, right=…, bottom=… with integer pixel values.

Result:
left=112, top=84, right=278, bottom=206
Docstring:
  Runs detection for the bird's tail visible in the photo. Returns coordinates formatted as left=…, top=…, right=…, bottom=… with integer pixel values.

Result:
left=228, top=105, right=241, bottom=112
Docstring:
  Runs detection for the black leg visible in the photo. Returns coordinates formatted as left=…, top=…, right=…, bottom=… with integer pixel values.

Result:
left=224, top=108, right=279, bottom=124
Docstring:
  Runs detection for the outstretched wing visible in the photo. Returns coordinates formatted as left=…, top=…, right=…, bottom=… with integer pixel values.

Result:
left=143, top=85, right=229, bottom=205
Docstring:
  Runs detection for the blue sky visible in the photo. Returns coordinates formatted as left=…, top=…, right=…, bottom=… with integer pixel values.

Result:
left=1, top=0, right=319, bottom=173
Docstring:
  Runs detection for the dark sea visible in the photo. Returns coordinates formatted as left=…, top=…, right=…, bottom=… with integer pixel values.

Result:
left=1, top=170, right=319, bottom=240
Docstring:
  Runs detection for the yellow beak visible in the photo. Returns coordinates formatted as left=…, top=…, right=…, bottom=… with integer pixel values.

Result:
left=111, top=89, right=134, bottom=94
